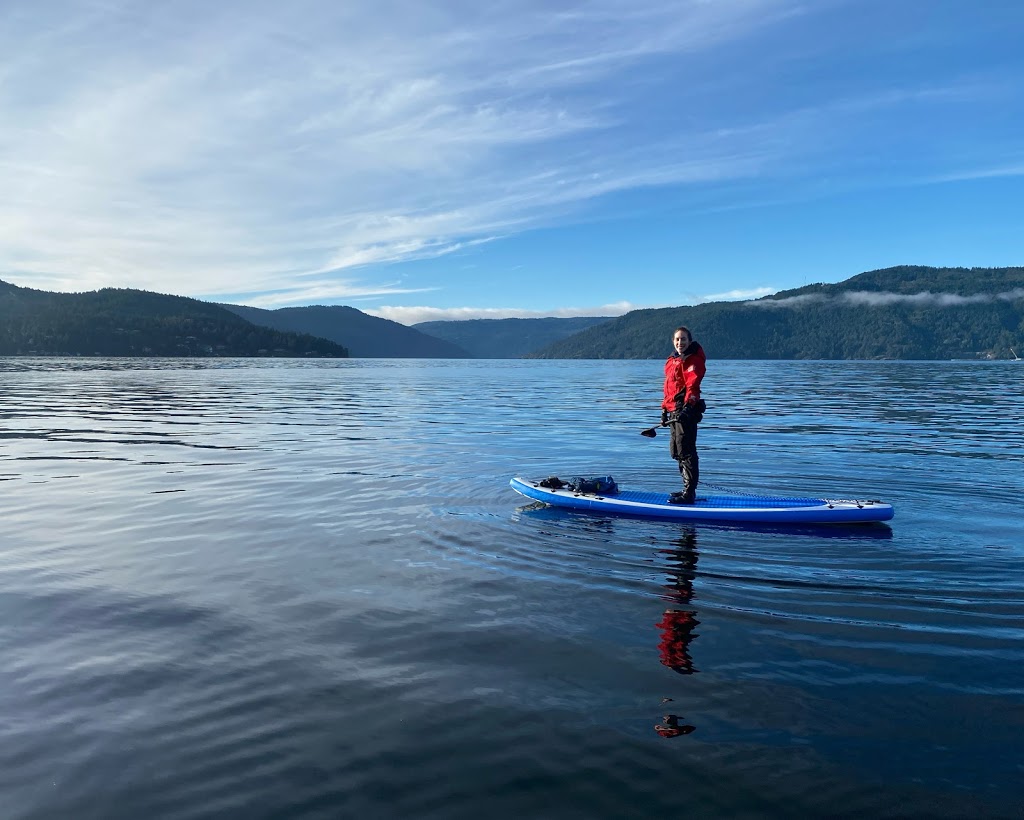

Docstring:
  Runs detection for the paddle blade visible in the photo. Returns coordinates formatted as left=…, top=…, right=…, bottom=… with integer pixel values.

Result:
left=640, top=427, right=658, bottom=438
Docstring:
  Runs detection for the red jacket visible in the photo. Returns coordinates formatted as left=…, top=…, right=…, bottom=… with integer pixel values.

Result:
left=662, top=342, right=706, bottom=411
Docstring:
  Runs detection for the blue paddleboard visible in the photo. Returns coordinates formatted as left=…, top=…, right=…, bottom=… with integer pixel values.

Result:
left=509, top=476, right=894, bottom=524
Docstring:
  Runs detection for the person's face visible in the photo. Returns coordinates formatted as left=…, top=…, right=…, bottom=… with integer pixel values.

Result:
left=673, top=330, right=690, bottom=355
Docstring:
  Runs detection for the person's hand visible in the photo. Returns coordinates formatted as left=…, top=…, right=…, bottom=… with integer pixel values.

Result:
left=681, top=400, right=705, bottom=423
left=661, top=410, right=669, bottom=425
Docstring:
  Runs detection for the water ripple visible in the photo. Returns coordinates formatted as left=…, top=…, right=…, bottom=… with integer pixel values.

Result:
left=0, top=358, right=1021, bottom=819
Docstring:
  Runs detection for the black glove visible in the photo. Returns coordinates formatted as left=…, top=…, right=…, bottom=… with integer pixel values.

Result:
left=680, top=400, right=706, bottom=423
left=661, top=410, right=669, bottom=425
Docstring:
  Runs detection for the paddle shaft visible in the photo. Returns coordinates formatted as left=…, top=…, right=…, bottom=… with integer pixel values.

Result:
left=640, top=421, right=667, bottom=437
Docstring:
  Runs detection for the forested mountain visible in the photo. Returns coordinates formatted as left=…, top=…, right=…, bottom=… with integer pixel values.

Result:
left=5, top=265, right=1021, bottom=361
left=0, top=281, right=348, bottom=357
left=412, top=316, right=611, bottom=358
left=530, top=266, right=1024, bottom=360
left=221, top=304, right=470, bottom=358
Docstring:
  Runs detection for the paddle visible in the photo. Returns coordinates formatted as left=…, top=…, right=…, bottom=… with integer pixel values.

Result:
left=640, top=421, right=665, bottom=438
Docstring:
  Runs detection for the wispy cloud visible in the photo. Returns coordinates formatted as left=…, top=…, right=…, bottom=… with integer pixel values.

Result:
left=0, top=0, right=1016, bottom=307
left=841, top=289, right=1024, bottom=307
left=369, top=301, right=639, bottom=326
left=702, top=286, right=776, bottom=302
left=926, top=163, right=1024, bottom=184
left=745, top=293, right=826, bottom=309
left=369, top=286, right=779, bottom=324
left=242, top=279, right=438, bottom=309
left=0, top=0, right=813, bottom=300
left=747, top=289, right=1024, bottom=309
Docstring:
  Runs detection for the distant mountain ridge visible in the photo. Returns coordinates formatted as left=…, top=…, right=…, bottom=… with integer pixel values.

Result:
left=5, top=265, right=1021, bottom=361
left=530, top=266, right=1024, bottom=360
left=412, top=316, right=611, bottom=358
left=0, top=280, right=347, bottom=357
left=221, top=304, right=471, bottom=358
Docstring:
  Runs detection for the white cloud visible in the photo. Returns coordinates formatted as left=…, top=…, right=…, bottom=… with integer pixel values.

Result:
left=841, top=289, right=1024, bottom=307
left=0, top=0, right=801, bottom=297
left=928, top=164, right=1024, bottom=184
left=0, top=0, right=1011, bottom=307
left=367, top=287, right=781, bottom=324
left=745, top=293, right=826, bottom=308
left=368, top=301, right=639, bottom=326
left=701, top=286, right=776, bottom=302
left=243, top=279, right=438, bottom=309
left=746, top=289, right=1024, bottom=309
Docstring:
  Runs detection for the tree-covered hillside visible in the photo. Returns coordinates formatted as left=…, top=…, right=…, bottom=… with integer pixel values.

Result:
left=530, top=266, right=1024, bottom=360
left=222, top=304, right=470, bottom=358
left=0, top=281, right=348, bottom=357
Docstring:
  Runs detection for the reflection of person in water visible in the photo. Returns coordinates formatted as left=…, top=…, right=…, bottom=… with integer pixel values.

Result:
left=655, top=610, right=700, bottom=674
left=655, top=527, right=700, bottom=675
left=654, top=714, right=696, bottom=738
left=653, top=529, right=701, bottom=738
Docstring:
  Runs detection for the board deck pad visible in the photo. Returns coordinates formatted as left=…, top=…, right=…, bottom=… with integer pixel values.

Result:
left=509, top=477, right=894, bottom=524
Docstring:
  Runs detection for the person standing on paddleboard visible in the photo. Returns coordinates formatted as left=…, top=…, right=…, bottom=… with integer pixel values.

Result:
left=661, top=326, right=707, bottom=504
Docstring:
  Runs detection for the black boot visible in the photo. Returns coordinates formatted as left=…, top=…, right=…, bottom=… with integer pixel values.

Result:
left=677, top=457, right=699, bottom=504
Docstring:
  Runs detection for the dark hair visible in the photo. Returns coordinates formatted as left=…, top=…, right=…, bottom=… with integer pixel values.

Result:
left=674, top=326, right=691, bottom=342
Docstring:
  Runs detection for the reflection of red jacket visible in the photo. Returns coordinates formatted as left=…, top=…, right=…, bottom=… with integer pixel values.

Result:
left=655, top=715, right=696, bottom=737
left=656, top=610, right=700, bottom=674
left=662, top=342, right=706, bottom=411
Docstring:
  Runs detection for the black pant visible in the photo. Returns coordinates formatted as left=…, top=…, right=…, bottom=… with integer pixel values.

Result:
left=669, top=415, right=699, bottom=493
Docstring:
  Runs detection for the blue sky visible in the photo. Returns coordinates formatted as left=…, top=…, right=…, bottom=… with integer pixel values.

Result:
left=2, top=0, right=1022, bottom=324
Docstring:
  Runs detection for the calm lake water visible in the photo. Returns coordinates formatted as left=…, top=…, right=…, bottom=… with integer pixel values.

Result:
left=1, top=357, right=1022, bottom=819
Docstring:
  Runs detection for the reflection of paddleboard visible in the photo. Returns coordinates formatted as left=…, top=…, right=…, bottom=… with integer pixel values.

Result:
left=509, top=477, right=894, bottom=525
